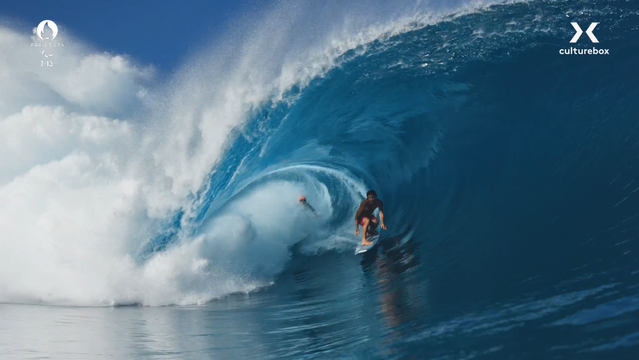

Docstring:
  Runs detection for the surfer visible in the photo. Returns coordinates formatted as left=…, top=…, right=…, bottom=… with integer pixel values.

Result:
left=355, top=190, right=387, bottom=245
left=299, top=196, right=320, bottom=217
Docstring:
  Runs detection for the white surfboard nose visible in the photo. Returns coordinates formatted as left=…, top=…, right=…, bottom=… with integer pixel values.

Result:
left=355, top=235, right=380, bottom=255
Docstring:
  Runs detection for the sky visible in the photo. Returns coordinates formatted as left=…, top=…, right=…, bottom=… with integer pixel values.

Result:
left=1, top=0, right=264, bottom=71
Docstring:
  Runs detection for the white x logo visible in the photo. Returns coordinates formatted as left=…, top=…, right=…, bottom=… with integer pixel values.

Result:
left=570, top=22, right=599, bottom=43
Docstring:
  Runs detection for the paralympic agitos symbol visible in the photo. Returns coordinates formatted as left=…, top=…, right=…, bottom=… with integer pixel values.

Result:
left=570, top=22, right=599, bottom=43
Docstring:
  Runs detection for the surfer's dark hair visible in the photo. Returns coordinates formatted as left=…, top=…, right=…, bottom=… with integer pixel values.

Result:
left=366, top=190, right=377, bottom=197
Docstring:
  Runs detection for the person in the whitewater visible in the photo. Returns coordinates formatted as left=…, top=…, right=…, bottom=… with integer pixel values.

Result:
left=355, top=190, right=387, bottom=245
left=299, top=196, right=320, bottom=217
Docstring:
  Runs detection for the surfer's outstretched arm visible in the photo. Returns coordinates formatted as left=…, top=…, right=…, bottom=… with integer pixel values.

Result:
left=300, top=199, right=320, bottom=217
left=307, top=203, right=320, bottom=217
left=354, top=201, right=365, bottom=235
left=378, top=201, right=387, bottom=230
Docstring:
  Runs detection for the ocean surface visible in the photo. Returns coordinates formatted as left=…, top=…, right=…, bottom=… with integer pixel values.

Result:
left=2, top=0, right=639, bottom=358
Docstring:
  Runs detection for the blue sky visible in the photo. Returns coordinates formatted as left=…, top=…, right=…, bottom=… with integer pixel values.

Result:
left=3, top=0, right=265, bottom=71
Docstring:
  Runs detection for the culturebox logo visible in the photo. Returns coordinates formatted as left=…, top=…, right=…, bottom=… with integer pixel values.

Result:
left=559, top=22, right=609, bottom=55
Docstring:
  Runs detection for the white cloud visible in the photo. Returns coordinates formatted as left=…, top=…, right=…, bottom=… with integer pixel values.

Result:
left=0, top=26, right=154, bottom=119
left=0, top=105, right=134, bottom=184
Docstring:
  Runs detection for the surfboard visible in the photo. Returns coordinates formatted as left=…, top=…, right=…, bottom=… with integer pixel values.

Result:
left=355, top=234, right=380, bottom=255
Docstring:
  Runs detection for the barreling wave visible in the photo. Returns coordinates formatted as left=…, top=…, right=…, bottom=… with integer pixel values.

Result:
left=1, top=0, right=637, bottom=307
